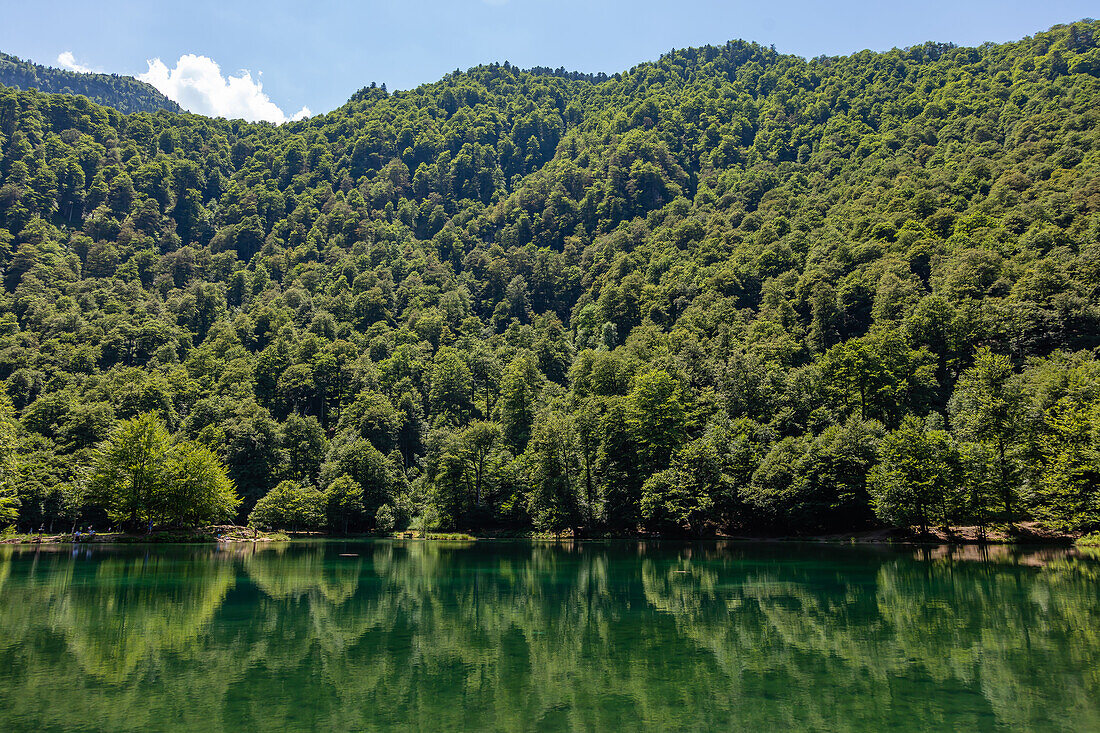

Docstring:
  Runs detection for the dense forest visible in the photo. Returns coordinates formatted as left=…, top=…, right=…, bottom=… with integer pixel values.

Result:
left=1, top=21, right=1099, bottom=536
left=0, top=52, right=181, bottom=115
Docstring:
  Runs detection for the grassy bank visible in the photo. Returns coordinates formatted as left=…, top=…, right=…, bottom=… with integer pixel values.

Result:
left=0, top=525, right=290, bottom=545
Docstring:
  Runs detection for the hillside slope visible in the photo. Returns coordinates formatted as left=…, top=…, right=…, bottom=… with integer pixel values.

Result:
left=0, top=51, right=181, bottom=114
left=1, top=21, right=1099, bottom=535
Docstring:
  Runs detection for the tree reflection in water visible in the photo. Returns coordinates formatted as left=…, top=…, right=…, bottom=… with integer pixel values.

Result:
left=0, top=541, right=1098, bottom=732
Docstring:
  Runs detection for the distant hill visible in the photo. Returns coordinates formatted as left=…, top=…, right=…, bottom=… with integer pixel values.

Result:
left=0, top=51, right=180, bottom=114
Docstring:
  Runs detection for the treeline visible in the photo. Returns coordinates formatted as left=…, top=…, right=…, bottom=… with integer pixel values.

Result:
left=0, top=21, right=1099, bottom=535
left=0, top=52, right=181, bottom=115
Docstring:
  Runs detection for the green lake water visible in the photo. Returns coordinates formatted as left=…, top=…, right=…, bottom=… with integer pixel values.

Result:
left=1, top=540, right=1098, bottom=732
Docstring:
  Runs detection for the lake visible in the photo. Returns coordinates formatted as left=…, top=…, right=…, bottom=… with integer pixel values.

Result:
left=0, top=540, right=1098, bottom=731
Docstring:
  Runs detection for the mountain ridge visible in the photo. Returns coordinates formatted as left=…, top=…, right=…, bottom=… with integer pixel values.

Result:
left=0, top=51, right=181, bottom=115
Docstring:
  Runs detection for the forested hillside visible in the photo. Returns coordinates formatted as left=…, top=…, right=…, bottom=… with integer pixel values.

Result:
left=1, top=21, right=1099, bottom=535
left=0, top=52, right=181, bottom=115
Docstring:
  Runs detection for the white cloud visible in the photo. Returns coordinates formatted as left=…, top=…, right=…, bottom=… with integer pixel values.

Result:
left=57, top=51, right=94, bottom=74
left=138, top=54, right=310, bottom=124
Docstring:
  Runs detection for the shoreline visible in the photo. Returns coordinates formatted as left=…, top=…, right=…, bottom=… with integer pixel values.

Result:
left=1, top=522, right=1087, bottom=547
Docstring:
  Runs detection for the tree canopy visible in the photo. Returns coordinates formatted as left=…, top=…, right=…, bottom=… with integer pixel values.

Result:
left=87, top=412, right=239, bottom=528
left=3, top=21, right=1100, bottom=534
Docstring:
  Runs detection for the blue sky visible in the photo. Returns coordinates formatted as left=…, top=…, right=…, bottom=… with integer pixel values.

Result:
left=1, top=1, right=1095, bottom=122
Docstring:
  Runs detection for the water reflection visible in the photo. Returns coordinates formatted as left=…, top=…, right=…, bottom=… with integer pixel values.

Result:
left=0, top=541, right=1098, bottom=731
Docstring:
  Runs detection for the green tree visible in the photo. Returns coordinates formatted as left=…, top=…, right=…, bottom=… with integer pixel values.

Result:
left=573, top=397, right=604, bottom=524
left=640, top=436, right=723, bottom=534
left=341, top=390, right=399, bottom=453
left=430, top=421, right=511, bottom=527
left=820, top=331, right=935, bottom=426
left=280, top=414, right=327, bottom=484
left=375, top=503, right=396, bottom=534
left=248, top=480, right=326, bottom=530
left=456, top=421, right=504, bottom=507
left=162, top=442, right=240, bottom=526
left=957, top=441, right=999, bottom=536
left=745, top=435, right=814, bottom=528
left=320, top=439, right=395, bottom=528
left=224, top=414, right=283, bottom=509
left=526, top=410, right=580, bottom=533
left=429, top=346, right=473, bottom=422
left=869, top=415, right=963, bottom=533
left=499, top=352, right=542, bottom=452
left=89, top=412, right=239, bottom=528
left=745, top=419, right=882, bottom=533
left=88, top=412, right=172, bottom=529
left=625, top=369, right=687, bottom=475
left=595, top=398, right=642, bottom=530
left=1032, top=396, right=1100, bottom=531
left=325, top=474, right=366, bottom=533
left=949, top=347, right=1021, bottom=515
left=0, top=394, right=20, bottom=526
